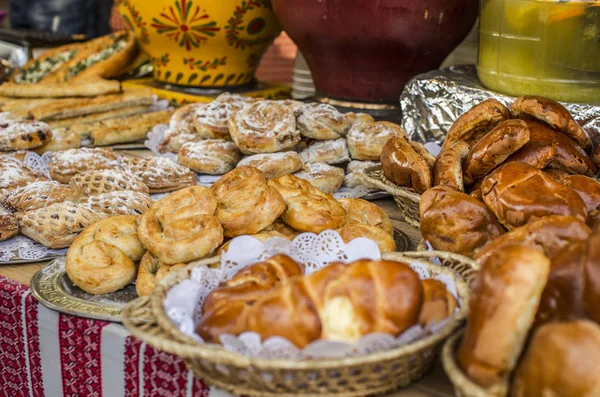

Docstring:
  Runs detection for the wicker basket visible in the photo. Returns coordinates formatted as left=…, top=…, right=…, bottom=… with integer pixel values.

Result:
left=122, top=252, right=472, bottom=397
left=400, top=250, right=479, bottom=286
left=442, top=331, right=497, bottom=397
left=359, top=165, right=421, bottom=228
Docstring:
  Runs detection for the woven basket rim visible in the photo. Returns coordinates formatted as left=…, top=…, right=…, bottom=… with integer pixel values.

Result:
left=125, top=251, right=470, bottom=370
left=359, top=165, right=422, bottom=203
left=400, top=250, right=480, bottom=273
left=442, top=330, right=494, bottom=397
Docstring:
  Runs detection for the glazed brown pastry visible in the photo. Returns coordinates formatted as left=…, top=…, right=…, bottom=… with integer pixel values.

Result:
left=178, top=140, right=242, bottom=175
left=0, top=119, right=52, bottom=151
left=297, top=103, right=352, bottom=140
left=524, top=120, right=596, bottom=176
left=338, top=224, right=396, bottom=253
left=511, top=320, right=600, bottom=397
left=0, top=206, right=18, bottom=241
left=510, top=95, right=592, bottom=150
left=194, top=93, right=255, bottom=140
left=560, top=175, right=600, bottom=212
left=505, top=141, right=557, bottom=169
left=464, top=119, right=530, bottom=180
left=86, top=191, right=153, bottom=216
left=236, top=152, right=303, bottom=179
left=211, top=166, right=286, bottom=237
left=543, top=168, right=571, bottom=181
left=433, top=140, right=470, bottom=191
left=66, top=215, right=144, bottom=295
left=298, top=138, right=350, bottom=165
left=594, top=145, right=600, bottom=168
left=229, top=100, right=301, bottom=154
left=137, top=186, right=223, bottom=264
left=199, top=259, right=423, bottom=348
left=346, top=121, right=406, bottom=161
left=268, top=174, right=346, bottom=233
left=481, top=162, right=587, bottom=230
left=293, top=163, right=345, bottom=194
left=443, top=99, right=510, bottom=150
left=3, top=180, right=81, bottom=213
left=33, top=127, right=81, bottom=154
left=457, top=246, right=550, bottom=393
left=583, top=226, right=600, bottom=324
left=589, top=209, right=600, bottom=228
left=409, top=141, right=436, bottom=169
left=69, top=169, right=149, bottom=196
left=20, top=202, right=103, bottom=249
left=474, top=215, right=591, bottom=264
left=381, top=137, right=432, bottom=194
left=48, top=147, right=118, bottom=183
left=136, top=252, right=185, bottom=297
left=418, top=279, right=458, bottom=327
left=338, top=198, right=393, bottom=235
left=420, top=186, right=505, bottom=258
left=120, top=157, right=196, bottom=193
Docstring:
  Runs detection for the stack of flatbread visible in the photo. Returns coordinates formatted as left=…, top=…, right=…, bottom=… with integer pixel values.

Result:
left=0, top=32, right=173, bottom=149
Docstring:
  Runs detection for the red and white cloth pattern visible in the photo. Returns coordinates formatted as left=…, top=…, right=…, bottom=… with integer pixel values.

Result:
left=0, top=276, right=232, bottom=397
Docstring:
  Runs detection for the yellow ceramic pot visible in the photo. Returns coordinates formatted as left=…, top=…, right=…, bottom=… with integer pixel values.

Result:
left=117, top=0, right=281, bottom=87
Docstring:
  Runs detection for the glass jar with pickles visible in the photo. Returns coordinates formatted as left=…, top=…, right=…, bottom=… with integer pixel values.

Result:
left=478, top=0, right=600, bottom=103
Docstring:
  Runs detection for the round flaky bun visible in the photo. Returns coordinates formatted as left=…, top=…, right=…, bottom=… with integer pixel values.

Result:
left=420, top=186, right=505, bottom=258
left=457, top=245, right=551, bottom=394
left=511, top=320, right=600, bottom=397
left=338, top=198, right=393, bottom=235
left=481, top=161, right=587, bottom=230
left=443, top=99, right=510, bottom=150
left=346, top=121, right=407, bottom=161
left=337, top=224, right=396, bottom=253
left=381, top=137, right=432, bottom=194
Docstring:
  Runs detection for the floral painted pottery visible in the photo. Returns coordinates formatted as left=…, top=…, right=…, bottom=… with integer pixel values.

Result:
left=117, top=0, right=281, bottom=87
left=272, top=0, right=478, bottom=104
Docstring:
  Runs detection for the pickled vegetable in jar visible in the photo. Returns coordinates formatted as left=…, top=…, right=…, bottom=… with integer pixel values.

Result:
left=478, top=0, right=600, bottom=103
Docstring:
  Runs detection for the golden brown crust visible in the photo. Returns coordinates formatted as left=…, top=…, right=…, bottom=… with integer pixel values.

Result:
left=211, top=166, right=286, bottom=237
left=4, top=180, right=81, bottom=213
left=583, top=227, right=600, bottom=323
left=69, top=169, right=149, bottom=196
left=236, top=152, right=303, bottom=179
left=0, top=206, right=18, bottom=241
left=65, top=215, right=143, bottom=294
left=159, top=103, right=204, bottom=153
left=457, top=246, right=550, bottom=392
left=50, top=105, right=149, bottom=132
left=504, top=141, right=557, bottom=169
left=0, top=120, right=52, bottom=151
left=338, top=224, right=396, bottom=253
left=543, top=168, right=570, bottom=181
left=120, top=157, right=196, bottom=194
left=297, top=103, right=352, bottom=140
left=525, top=120, right=596, bottom=176
left=419, top=279, right=458, bottom=327
left=338, top=198, right=393, bottom=235
left=511, top=95, right=592, bottom=150
left=12, top=42, right=83, bottom=84
left=90, top=110, right=173, bottom=146
left=464, top=119, right=530, bottom=179
left=346, top=121, right=406, bottom=160
left=85, top=191, right=153, bottom=216
left=443, top=99, right=510, bottom=150
left=0, top=79, right=122, bottom=98
left=229, top=100, right=301, bottom=154
left=33, top=128, right=81, bottom=154
left=268, top=174, right=346, bottom=233
left=0, top=157, right=46, bottom=191
left=474, top=215, right=591, bottom=263
left=420, top=186, right=505, bottom=257
left=48, top=147, right=118, bottom=183
left=593, top=145, right=600, bottom=168
left=560, top=175, right=600, bottom=213
left=409, top=141, right=436, bottom=169
left=481, top=162, right=587, bottom=230
left=511, top=320, right=600, bottom=397
left=433, top=141, right=470, bottom=191
left=381, top=137, right=432, bottom=194
left=136, top=251, right=185, bottom=297
left=137, top=186, right=223, bottom=264
left=194, top=93, right=255, bottom=140
left=178, top=140, right=241, bottom=175
left=293, top=163, right=345, bottom=194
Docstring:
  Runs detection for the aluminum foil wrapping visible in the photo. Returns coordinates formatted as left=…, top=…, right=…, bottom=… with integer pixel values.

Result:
left=401, top=65, right=600, bottom=147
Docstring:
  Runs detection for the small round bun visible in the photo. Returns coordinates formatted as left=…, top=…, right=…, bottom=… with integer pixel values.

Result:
left=178, top=139, right=241, bottom=175
left=293, top=163, right=344, bottom=194
left=236, top=151, right=303, bottom=179
left=268, top=174, right=346, bottom=233
left=338, top=198, right=393, bottom=235
left=346, top=121, right=406, bottom=160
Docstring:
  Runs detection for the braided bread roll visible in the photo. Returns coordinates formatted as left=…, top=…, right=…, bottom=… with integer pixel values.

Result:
left=197, top=259, right=423, bottom=348
left=66, top=215, right=144, bottom=294
left=136, top=251, right=185, bottom=297
left=268, top=174, right=346, bottom=233
left=137, top=186, right=223, bottom=264
left=228, top=100, right=301, bottom=154
left=211, top=166, right=286, bottom=237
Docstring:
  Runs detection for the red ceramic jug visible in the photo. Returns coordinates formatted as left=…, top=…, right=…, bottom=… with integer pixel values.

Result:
left=272, top=0, right=477, bottom=104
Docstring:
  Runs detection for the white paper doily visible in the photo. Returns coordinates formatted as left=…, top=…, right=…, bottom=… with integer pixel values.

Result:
left=0, top=234, right=67, bottom=262
left=164, top=230, right=459, bottom=360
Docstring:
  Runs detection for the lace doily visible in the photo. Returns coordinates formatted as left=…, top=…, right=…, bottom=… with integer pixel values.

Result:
left=0, top=234, right=66, bottom=262
left=164, top=230, right=459, bottom=360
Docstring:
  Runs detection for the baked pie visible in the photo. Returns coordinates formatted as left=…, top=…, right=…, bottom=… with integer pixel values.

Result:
left=120, top=157, right=196, bottom=193
left=48, top=147, right=118, bottom=183
left=85, top=191, right=153, bottom=216
left=69, top=169, right=149, bottom=196
left=3, top=180, right=81, bottom=213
